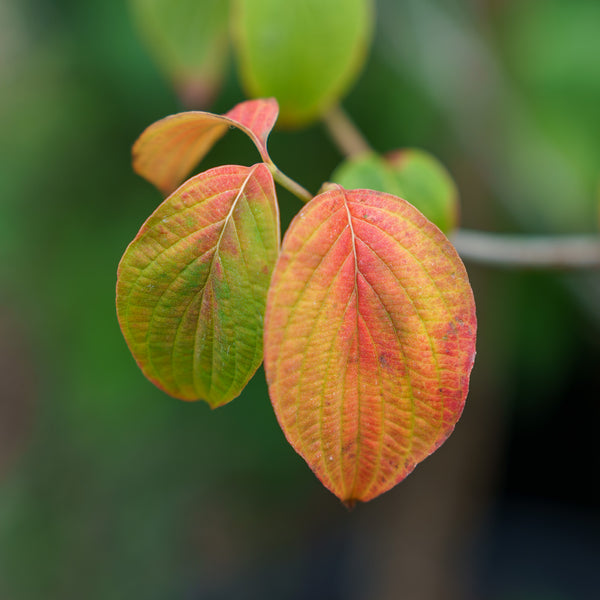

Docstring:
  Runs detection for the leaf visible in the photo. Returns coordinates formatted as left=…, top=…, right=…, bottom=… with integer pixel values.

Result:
left=232, top=0, right=374, bottom=127
left=117, top=163, right=280, bottom=407
left=263, top=186, right=476, bottom=503
left=129, top=0, right=230, bottom=107
left=331, top=149, right=459, bottom=233
left=132, top=98, right=279, bottom=195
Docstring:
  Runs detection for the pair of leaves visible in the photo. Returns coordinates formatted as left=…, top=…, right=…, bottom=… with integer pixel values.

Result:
left=117, top=99, right=476, bottom=503
left=130, top=0, right=374, bottom=125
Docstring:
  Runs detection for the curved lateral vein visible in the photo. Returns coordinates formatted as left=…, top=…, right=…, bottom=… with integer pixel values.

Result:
left=354, top=310, right=383, bottom=499
left=314, top=262, right=358, bottom=494
left=357, top=230, right=446, bottom=438
left=290, top=245, right=353, bottom=478
left=209, top=210, right=256, bottom=402
left=122, top=236, right=216, bottom=386
left=123, top=182, right=235, bottom=306
left=355, top=271, right=413, bottom=498
left=351, top=205, right=464, bottom=326
left=272, top=206, right=347, bottom=386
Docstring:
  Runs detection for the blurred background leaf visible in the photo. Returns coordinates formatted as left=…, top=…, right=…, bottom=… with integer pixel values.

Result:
left=331, top=149, right=459, bottom=233
left=0, top=1, right=598, bottom=599
left=232, top=0, right=374, bottom=127
left=129, top=0, right=230, bottom=108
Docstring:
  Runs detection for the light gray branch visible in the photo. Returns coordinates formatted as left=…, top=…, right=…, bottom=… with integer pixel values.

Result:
left=451, top=229, right=600, bottom=269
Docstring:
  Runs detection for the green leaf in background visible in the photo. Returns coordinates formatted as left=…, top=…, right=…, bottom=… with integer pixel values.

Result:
left=331, top=149, right=459, bottom=233
left=497, top=0, right=600, bottom=226
left=116, top=163, right=280, bottom=407
left=129, top=0, right=230, bottom=107
left=232, top=0, right=374, bottom=127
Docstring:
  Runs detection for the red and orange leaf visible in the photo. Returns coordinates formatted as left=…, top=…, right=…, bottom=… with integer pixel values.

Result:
left=263, top=186, right=476, bottom=504
left=132, top=98, right=279, bottom=195
left=117, top=163, right=279, bottom=407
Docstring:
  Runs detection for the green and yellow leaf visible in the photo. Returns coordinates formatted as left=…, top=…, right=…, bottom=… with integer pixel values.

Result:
left=117, top=163, right=279, bottom=407
left=263, top=186, right=476, bottom=503
left=133, top=98, right=279, bottom=195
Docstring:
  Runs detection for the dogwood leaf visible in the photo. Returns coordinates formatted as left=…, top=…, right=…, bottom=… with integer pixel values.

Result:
left=117, top=163, right=279, bottom=407
left=133, top=98, right=279, bottom=195
left=263, top=186, right=476, bottom=503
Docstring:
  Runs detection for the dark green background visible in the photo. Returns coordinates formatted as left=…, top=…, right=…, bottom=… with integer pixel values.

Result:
left=1, top=1, right=599, bottom=598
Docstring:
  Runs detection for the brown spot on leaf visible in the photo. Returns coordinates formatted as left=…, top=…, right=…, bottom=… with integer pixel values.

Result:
left=379, top=352, right=390, bottom=368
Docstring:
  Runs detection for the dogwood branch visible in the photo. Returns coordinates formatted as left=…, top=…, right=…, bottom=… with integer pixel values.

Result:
left=451, top=230, right=600, bottom=269
left=323, top=105, right=372, bottom=158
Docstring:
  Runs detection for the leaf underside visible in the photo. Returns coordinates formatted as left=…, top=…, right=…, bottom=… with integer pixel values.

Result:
left=132, top=98, right=279, bottom=195
left=263, top=187, right=476, bottom=503
left=117, top=163, right=279, bottom=407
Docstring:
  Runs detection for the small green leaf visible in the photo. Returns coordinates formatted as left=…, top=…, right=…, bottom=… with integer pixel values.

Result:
left=330, top=153, right=399, bottom=196
left=331, top=150, right=459, bottom=233
left=130, top=0, right=230, bottom=107
left=133, top=98, right=279, bottom=195
left=264, top=186, right=476, bottom=503
left=232, top=0, right=374, bottom=127
left=117, top=163, right=280, bottom=407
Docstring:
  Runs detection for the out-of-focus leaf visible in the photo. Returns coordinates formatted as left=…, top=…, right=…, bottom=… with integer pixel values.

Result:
left=331, top=149, right=459, bottom=233
left=501, top=0, right=600, bottom=195
left=232, top=0, right=374, bottom=127
left=386, top=149, right=459, bottom=233
left=117, top=163, right=280, bottom=407
left=129, top=0, right=230, bottom=107
left=263, top=186, right=476, bottom=503
left=132, top=98, right=279, bottom=195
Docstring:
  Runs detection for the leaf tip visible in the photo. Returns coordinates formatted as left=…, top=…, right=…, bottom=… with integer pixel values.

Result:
left=343, top=498, right=359, bottom=510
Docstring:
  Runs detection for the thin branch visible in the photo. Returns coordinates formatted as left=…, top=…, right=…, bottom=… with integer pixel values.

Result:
left=323, top=105, right=372, bottom=158
left=267, top=162, right=313, bottom=204
left=451, top=229, right=600, bottom=269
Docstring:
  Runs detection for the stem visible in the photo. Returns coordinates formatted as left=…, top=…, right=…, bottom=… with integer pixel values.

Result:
left=267, top=162, right=313, bottom=204
left=323, top=105, right=372, bottom=158
left=451, top=229, right=600, bottom=269
left=269, top=104, right=372, bottom=202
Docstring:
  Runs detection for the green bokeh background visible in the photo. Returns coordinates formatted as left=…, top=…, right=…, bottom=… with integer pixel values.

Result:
left=1, top=1, right=599, bottom=599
